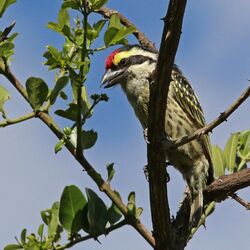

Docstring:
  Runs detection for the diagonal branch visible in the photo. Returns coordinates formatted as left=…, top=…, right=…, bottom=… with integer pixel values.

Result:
left=0, top=112, right=35, bottom=127
left=56, top=219, right=127, bottom=250
left=170, top=85, right=250, bottom=149
left=1, top=68, right=155, bottom=248
left=96, top=7, right=156, bottom=50
left=173, top=168, right=250, bottom=249
left=204, top=168, right=250, bottom=203
left=147, top=1, right=187, bottom=250
left=230, top=193, right=250, bottom=210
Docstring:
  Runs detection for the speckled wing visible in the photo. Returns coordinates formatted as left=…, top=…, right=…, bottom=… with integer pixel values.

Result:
left=171, top=66, right=213, bottom=181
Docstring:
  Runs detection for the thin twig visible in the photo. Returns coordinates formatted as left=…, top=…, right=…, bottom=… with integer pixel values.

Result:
left=55, top=219, right=127, bottom=250
left=147, top=1, right=187, bottom=250
left=0, top=112, right=35, bottom=127
left=230, top=193, right=250, bottom=210
left=96, top=7, right=156, bottom=50
left=169, top=85, right=250, bottom=149
left=2, top=68, right=155, bottom=248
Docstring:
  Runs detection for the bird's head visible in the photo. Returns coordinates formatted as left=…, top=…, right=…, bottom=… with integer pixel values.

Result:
left=101, top=45, right=157, bottom=88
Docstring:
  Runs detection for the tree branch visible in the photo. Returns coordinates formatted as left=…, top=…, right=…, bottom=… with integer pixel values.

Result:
left=96, top=7, right=156, bottom=50
left=204, top=168, right=250, bottom=203
left=173, top=168, right=250, bottom=249
left=1, top=68, right=155, bottom=248
left=167, top=85, right=250, bottom=149
left=230, top=193, right=250, bottom=210
left=56, top=219, right=127, bottom=250
left=0, top=112, right=35, bottom=127
left=147, top=1, right=187, bottom=250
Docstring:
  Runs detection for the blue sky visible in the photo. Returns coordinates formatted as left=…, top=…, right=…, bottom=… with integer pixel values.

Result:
left=0, top=1, right=249, bottom=249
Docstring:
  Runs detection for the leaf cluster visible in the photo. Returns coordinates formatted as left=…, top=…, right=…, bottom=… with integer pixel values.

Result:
left=212, top=130, right=250, bottom=177
left=4, top=185, right=123, bottom=250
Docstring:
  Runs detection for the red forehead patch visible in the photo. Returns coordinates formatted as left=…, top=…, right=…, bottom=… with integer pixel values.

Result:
left=105, top=49, right=120, bottom=70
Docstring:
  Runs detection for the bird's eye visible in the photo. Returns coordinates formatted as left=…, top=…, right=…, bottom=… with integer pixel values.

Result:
left=120, top=58, right=127, bottom=65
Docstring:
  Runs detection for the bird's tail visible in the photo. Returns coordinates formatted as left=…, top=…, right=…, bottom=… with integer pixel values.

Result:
left=190, top=188, right=203, bottom=227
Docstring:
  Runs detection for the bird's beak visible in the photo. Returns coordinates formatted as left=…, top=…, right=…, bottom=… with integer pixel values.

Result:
left=101, top=69, right=127, bottom=88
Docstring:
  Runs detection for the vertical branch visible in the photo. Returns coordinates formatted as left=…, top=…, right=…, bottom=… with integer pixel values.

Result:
left=76, top=1, right=89, bottom=157
left=147, top=1, right=187, bottom=250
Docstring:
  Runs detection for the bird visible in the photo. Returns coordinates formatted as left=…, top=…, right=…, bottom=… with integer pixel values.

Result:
left=101, top=44, right=214, bottom=227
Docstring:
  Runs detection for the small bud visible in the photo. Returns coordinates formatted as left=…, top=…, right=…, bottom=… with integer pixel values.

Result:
left=100, top=93, right=109, bottom=102
left=90, top=94, right=100, bottom=101
left=63, top=127, right=72, bottom=136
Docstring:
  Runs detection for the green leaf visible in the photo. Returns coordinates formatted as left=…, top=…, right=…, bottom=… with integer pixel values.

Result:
left=0, top=0, right=16, bottom=18
left=55, top=103, right=78, bottom=121
left=62, top=0, right=80, bottom=10
left=40, top=210, right=51, bottom=225
left=136, top=207, right=143, bottom=218
left=224, top=133, right=240, bottom=173
left=0, top=85, right=10, bottom=113
left=47, top=22, right=62, bottom=33
left=93, top=19, right=107, bottom=38
left=239, top=130, right=250, bottom=160
left=55, top=138, right=65, bottom=153
left=50, top=76, right=69, bottom=105
left=26, top=77, right=48, bottom=110
left=62, top=25, right=74, bottom=42
left=59, top=185, right=87, bottom=233
left=128, top=191, right=135, bottom=203
left=127, top=192, right=136, bottom=215
left=86, top=188, right=108, bottom=234
left=4, top=244, right=22, bottom=250
left=58, top=8, right=70, bottom=27
left=46, top=45, right=62, bottom=65
left=20, top=228, right=27, bottom=245
left=113, top=26, right=135, bottom=43
left=204, top=201, right=216, bottom=216
left=110, top=26, right=135, bottom=46
left=107, top=202, right=122, bottom=225
left=91, top=0, right=108, bottom=10
left=108, top=14, right=122, bottom=29
left=48, top=202, right=61, bottom=240
left=104, top=27, right=119, bottom=46
left=212, top=145, right=226, bottom=177
left=37, top=224, right=44, bottom=240
left=0, top=42, right=15, bottom=57
left=106, top=163, right=115, bottom=183
left=81, top=203, right=90, bottom=233
left=81, top=130, right=98, bottom=150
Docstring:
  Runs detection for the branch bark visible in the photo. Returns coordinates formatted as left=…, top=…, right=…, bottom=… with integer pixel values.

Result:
left=173, top=168, right=250, bottom=249
left=0, top=112, right=35, bottom=127
left=1, top=68, right=155, bottom=248
left=147, top=1, right=187, bottom=250
left=204, top=168, right=250, bottom=203
left=96, top=7, right=156, bottom=50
